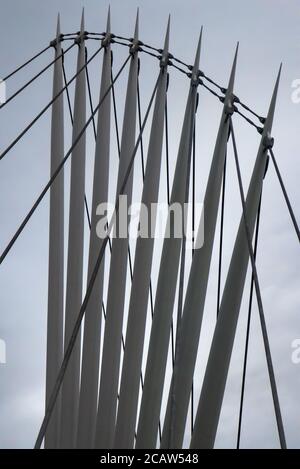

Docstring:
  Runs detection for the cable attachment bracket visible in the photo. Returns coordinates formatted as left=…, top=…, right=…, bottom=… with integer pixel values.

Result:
left=101, top=32, right=112, bottom=49
left=74, top=30, right=88, bottom=45
left=262, top=131, right=274, bottom=151
left=187, top=69, right=202, bottom=88
left=160, top=50, right=171, bottom=70
left=129, top=38, right=142, bottom=56
left=224, top=94, right=235, bottom=118
left=196, top=70, right=205, bottom=86
left=49, top=34, right=64, bottom=49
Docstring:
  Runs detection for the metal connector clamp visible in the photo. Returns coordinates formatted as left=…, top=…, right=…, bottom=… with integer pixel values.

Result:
left=225, top=94, right=235, bottom=116
left=191, top=70, right=201, bottom=87
left=160, top=51, right=170, bottom=70
left=262, top=132, right=274, bottom=150
left=74, top=31, right=88, bottom=45
left=49, top=34, right=63, bottom=48
left=101, top=33, right=112, bottom=48
left=129, top=39, right=141, bottom=56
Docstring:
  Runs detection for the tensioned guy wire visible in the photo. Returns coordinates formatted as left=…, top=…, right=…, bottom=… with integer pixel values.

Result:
left=0, top=31, right=267, bottom=169
left=2, top=29, right=266, bottom=129
left=229, top=118, right=287, bottom=449
left=269, top=148, right=300, bottom=243
left=1, top=27, right=297, bottom=450
left=236, top=193, right=262, bottom=449
left=234, top=107, right=263, bottom=133
left=0, top=43, right=75, bottom=109
left=0, top=43, right=104, bottom=163
left=3, top=44, right=51, bottom=82
left=0, top=54, right=131, bottom=264
left=85, top=48, right=97, bottom=140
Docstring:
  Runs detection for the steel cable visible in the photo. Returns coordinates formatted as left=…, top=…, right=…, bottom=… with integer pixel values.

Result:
left=34, top=73, right=160, bottom=449
left=0, top=54, right=130, bottom=264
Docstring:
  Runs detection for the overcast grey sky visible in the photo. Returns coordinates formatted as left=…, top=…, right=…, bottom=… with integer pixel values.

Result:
left=0, top=0, right=299, bottom=449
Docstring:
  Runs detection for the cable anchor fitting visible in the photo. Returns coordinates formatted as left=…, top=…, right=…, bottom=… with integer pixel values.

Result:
left=129, top=38, right=142, bottom=56
left=259, top=116, right=266, bottom=125
left=49, top=34, right=64, bottom=48
left=224, top=94, right=235, bottom=117
left=262, top=132, right=274, bottom=150
left=188, top=69, right=201, bottom=88
left=74, top=31, right=88, bottom=45
left=160, top=51, right=171, bottom=70
left=101, top=32, right=112, bottom=49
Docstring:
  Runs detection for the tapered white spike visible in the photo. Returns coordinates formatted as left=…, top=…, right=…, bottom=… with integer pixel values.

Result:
left=136, top=31, right=203, bottom=449
left=59, top=11, right=86, bottom=449
left=94, top=14, right=139, bottom=449
left=191, top=66, right=281, bottom=449
left=163, top=14, right=171, bottom=52
left=114, top=17, right=171, bottom=449
left=134, top=8, right=139, bottom=40
left=106, top=5, right=111, bottom=32
left=80, top=7, right=85, bottom=33
left=45, top=12, right=64, bottom=450
left=191, top=28, right=202, bottom=77
left=161, top=45, right=239, bottom=449
left=77, top=8, right=112, bottom=449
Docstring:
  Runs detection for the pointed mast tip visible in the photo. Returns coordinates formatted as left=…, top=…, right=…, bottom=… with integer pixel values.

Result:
left=80, top=7, right=85, bottom=32
left=56, top=13, right=61, bottom=36
left=134, top=8, right=139, bottom=40
left=191, top=29, right=202, bottom=75
left=106, top=5, right=111, bottom=32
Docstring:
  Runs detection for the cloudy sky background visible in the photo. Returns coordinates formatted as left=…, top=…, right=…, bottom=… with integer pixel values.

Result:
left=0, top=0, right=299, bottom=448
